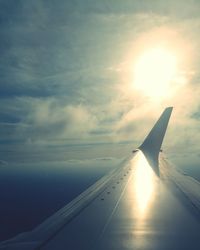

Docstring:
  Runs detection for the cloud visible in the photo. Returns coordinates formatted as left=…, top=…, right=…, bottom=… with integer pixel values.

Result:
left=15, top=97, right=97, bottom=142
left=1, top=0, right=200, bottom=168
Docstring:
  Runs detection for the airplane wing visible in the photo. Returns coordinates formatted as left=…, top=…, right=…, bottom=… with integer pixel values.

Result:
left=1, top=107, right=200, bottom=250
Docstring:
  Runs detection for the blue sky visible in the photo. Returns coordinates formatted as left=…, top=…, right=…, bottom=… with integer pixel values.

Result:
left=1, top=0, right=200, bottom=166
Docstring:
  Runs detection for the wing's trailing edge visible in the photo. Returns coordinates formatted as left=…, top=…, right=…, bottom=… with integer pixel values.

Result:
left=139, top=107, right=173, bottom=175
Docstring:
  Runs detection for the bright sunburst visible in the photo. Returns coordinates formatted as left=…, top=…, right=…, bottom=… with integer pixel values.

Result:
left=133, top=48, right=178, bottom=99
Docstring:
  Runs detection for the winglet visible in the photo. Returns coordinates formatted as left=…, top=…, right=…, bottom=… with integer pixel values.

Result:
left=139, top=107, right=173, bottom=176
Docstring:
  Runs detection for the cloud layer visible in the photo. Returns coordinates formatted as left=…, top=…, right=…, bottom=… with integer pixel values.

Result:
left=1, top=1, right=200, bottom=163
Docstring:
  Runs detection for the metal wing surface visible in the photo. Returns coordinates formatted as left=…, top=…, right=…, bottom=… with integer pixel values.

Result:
left=1, top=107, right=200, bottom=250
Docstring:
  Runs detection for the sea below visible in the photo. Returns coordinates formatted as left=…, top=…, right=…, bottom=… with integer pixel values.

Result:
left=0, top=143, right=200, bottom=242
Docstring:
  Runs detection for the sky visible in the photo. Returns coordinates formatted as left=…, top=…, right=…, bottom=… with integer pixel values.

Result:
left=1, top=0, right=200, bottom=171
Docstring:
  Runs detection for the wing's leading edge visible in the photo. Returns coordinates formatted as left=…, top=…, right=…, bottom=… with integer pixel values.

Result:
left=139, top=107, right=173, bottom=175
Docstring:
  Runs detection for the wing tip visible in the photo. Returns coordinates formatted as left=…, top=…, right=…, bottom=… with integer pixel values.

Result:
left=139, top=107, right=173, bottom=175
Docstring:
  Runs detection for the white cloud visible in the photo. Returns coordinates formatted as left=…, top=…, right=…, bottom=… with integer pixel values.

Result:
left=16, top=98, right=97, bottom=142
left=2, top=3, right=200, bottom=167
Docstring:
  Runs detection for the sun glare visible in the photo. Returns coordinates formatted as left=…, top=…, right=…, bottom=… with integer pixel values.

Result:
left=133, top=48, right=178, bottom=99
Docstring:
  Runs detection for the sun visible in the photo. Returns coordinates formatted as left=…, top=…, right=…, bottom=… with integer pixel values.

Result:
left=133, top=48, right=178, bottom=99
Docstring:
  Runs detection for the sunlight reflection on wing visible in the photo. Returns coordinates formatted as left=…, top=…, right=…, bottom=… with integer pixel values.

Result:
left=133, top=151, right=156, bottom=216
